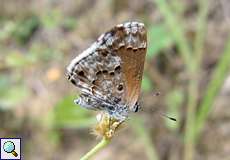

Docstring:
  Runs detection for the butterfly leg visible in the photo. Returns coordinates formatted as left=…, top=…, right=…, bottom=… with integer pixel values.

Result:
left=130, top=102, right=141, bottom=112
left=74, top=93, right=101, bottom=110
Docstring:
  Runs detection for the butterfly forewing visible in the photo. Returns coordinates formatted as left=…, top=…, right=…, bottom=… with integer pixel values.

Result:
left=114, top=22, right=147, bottom=110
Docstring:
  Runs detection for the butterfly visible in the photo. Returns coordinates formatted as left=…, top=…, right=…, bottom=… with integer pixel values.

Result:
left=66, top=22, right=147, bottom=122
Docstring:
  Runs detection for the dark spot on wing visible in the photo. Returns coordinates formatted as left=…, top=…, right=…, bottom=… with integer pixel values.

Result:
left=70, top=79, right=76, bottom=85
left=109, top=72, right=115, bottom=76
left=77, top=70, right=85, bottom=77
left=102, top=70, right=108, bottom=74
left=114, top=65, right=121, bottom=74
left=100, top=50, right=108, bottom=57
left=117, top=84, right=123, bottom=91
left=92, top=79, right=96, bottom=85
left=114, top=97, right=121, bottom=103
left=96, top=70, right=102, bottom=76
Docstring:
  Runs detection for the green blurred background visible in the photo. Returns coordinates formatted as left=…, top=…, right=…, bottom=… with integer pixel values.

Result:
left=0, top=0, right=230, bottom=159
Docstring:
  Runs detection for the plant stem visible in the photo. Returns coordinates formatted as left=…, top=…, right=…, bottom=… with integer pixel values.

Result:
left=80, top=137, right=111, bottom=160
left=184, top=74, right=198, bottom=160
left=184, top=1, right=208, bottom=160
left=153, top=1, right=198, bottom=159
left=131, top=116, right=159, bottom=160
left=154, top=0, right=193, bottom=71
left=194, top=0, right=209, bottom=67
left=194, top=37, right=230, bottom=140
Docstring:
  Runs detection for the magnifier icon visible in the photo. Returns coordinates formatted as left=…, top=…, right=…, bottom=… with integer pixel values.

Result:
left=3, top=141, right=18, bottom=157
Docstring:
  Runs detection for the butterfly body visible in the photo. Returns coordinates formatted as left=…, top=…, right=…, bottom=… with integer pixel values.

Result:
left=67, top=21, right=147, bottom=121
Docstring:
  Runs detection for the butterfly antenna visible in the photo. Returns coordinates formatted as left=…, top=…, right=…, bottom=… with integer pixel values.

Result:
left=151, top=108, right=177, bottom=122
left=159, top=112, right=177, bottom=122
left=152, top=91, right=176, bottom=122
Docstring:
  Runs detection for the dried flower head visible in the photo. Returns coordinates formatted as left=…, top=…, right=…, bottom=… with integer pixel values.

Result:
left=93, top=112, right=124, bottom=139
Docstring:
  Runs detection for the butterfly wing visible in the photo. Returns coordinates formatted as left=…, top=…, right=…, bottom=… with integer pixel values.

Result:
left=114, top=22, right=147, bottom=110
left=67, top=21, right=147, bottom=112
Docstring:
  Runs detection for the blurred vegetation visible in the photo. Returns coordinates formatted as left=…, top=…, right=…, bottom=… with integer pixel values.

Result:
left=0, top=0, right=230, bottom=160
left=54, top=95, right=96, bottom=128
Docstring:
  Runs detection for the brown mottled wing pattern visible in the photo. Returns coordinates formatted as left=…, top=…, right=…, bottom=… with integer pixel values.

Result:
left=67, top=21, right=147, bottom=112
left=115, top=22, right=147, bottom=110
